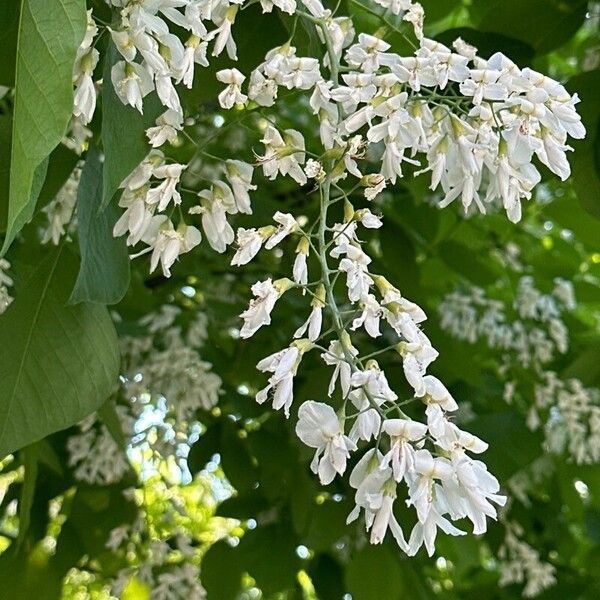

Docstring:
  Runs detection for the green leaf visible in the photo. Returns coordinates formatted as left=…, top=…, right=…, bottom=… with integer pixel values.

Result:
left=238, top=524, right=302, bottom=595
left=468, top=412, right=543, bottom=480
left=0, top=0, right=20, bottom=87
left=308, top=554, right=345, bottom=600
left=220, top=421, right=258, bottom=493
left=98, top=398, right=127, bottom=450
left=69, top=146, right=131, bottom=305
left=0, top=246, right=120, bottom=457
left=0, top=114, right=11, bottom=233
left=2, top=0, right=87, bottom=254
left=36, top=144, right=79, bottom=210
left=472, top=0, right=587, bottom=55
left=17, top=442, right=38, bottom=547
left=566, top=70, right=600, bottom=219
left=101, top=42, right=162, bottom=209
left=187, top=423, right=222, bottom=475
left=435, top=27, right=535, bottom=64
left=345, top=545, right=404, bottom=600
left=202, top=541, right=244, bottom=600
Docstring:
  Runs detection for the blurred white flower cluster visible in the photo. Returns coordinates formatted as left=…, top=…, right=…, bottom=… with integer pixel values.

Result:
left=534, top=372, right=600, bottom=465
left=107, top=513, right=209, bottom=600
left=438, top=276, right=575, bottom=368
left=67, top=405, right=136, bottom=485
left=498, top=519, right=557, bottom=598
left=122, top=307, right=221, bottom=423
left=67, top=306, right=220, bottom=484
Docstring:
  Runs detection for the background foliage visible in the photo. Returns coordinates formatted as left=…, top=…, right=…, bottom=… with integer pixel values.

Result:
left=0, top=0, right=600, bottom=598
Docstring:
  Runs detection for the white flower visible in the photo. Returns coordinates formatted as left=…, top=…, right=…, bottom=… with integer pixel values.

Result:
left=296, top=401, right=356, bottom=484
left=155, top=73, right=182, bottom=113
left=265, top=211, right=299, bottom=249
left=231, top=228, right=264, bottom=266
left=418, top=375, right=458, bottom=410
left=293, top=250, right=308, bottom=285
left=146, top=163, right=185, bottom=211
left=256, top=346, right=301, bottom=417
left=260, top=0, right=297, bottom=14
left=144, top=218, right=202, bottom=277
left=322, top=339, right=358, bottom=397
left=345, top=33, right=391, bottom=73
left=73, top=49, right=99, bottom=124
left=111, top=61, right=153, bottom=113
left=248, top=69, right=278, bottom=107
left=338, top=245, right=374, bottom=302
left=257, top=126, right=307, bottom=185
left=239, top=278, right=288, bottom=338
left=348, top=365, right=397, bottom=442
left=113, top=187, right=156, bottom=246
left=442, top=450, right=506, bottom=534
left=294, top=301, right=323, bottom=342
left=191, top=181, right=237, bottom=252
left=351, top=293, right=383, bottom=337
left=381, top=419, right=427, bottom=482
left=347, top=457, right=408, bottom=549
left=406, top=500, right=466, bottom=557
left=406, top=449, right=455, bottom=523
left=304, top=158, right=325, bottom=181
left=217, top=68, right=247, bottom=109
left=282, top=56, right=321, bottom=90
left=225, top=160, right=256, bottom=214
left=179, top=36, right=209, bottom=88
left=146, top=109, right=184, bottom=147
left=209, top=5, right=238, bottom=59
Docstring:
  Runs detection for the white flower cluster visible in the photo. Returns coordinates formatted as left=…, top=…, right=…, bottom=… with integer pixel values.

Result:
left=532, top=372, right=600, bottom=464
left=67, top=405, right=136, bottom=485
left=108, top=522, right=206, bottom=600
left=96, top=0, right=585, bottom=557
left=40, top=167, right=81, bottom=245
left=438, top=277, right=575, bottom=368
left=108, top=0, right=584, bottom=275
left=0, top=259, right=13, bottom=315
left=498, top=519, right=557, bottom=598
left=72, top=10, right=99, bottom=126
left=122, top=307, right=221, bottom=424
left=232, top=205, right=506, bottom=556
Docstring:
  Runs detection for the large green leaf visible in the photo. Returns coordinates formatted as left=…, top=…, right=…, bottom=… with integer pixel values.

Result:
left=566, top=70, right=600, bottom=219
left=69, top=146, right=131, bottom=305
left=1, top=0, right=87, bottom=255
left=0, top=114, right=11, bottom=233
left=472, top=0, right=587, bottom=55
left=345, top=545, right=404, bottom=600
left=101, top=42, right=162, bottom=209
left=0, top=0, right=19, bottom=87
left=0, top=246, right=120, bottom=457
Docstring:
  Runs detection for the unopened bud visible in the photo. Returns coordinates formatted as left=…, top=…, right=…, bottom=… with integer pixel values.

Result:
left=343, top=199, right=355, bottom=223
left=273, top=277, right=295, bottom=295
left=313, top=283, right=326, bottom=307
left=292, top=338, right=314, bottom=354
left=360, top=173, right=385, bottom=188
left=258, top=225, right=277, bottom=239
left=296, top=236, right=310, bottom=255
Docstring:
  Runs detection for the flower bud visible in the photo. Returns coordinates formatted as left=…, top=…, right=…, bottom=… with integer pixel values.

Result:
left=273, top=277, right=295, bottom=295
left=343, top=200, right=355, bottom=223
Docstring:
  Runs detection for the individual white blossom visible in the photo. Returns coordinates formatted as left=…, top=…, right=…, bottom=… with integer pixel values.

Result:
left=296, top=401, right=356, bottom=484
left=216, top=68, right=247, bottom=109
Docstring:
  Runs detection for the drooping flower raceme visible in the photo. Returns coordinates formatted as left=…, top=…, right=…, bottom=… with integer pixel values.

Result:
left=98, top=0, right=586, bottom=558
